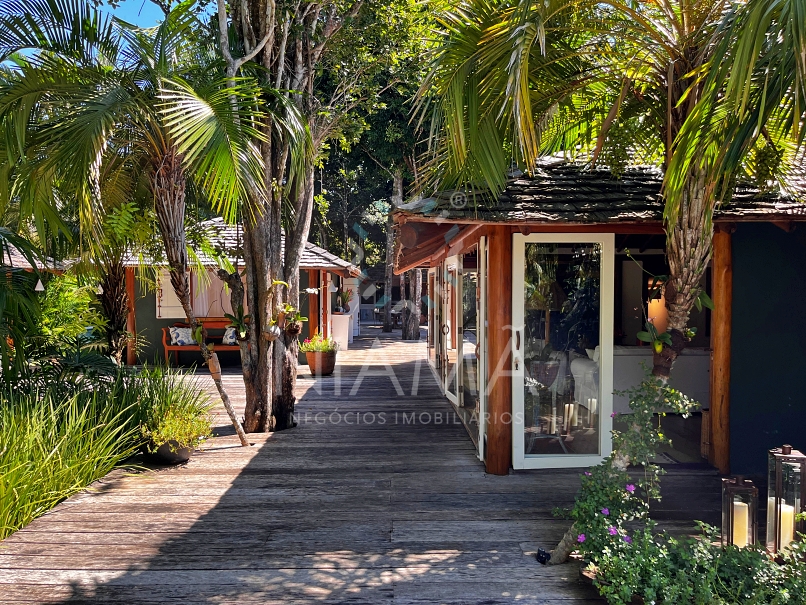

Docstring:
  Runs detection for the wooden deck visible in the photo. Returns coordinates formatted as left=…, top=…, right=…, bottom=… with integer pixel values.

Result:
left=0, top=329, right=720, bottom=604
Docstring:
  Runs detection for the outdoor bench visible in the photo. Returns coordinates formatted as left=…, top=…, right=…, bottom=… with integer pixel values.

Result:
left=162, top=320, right=240, bottom=366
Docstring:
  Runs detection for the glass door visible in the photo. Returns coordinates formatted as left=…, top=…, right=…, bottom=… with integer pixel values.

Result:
left=443, top=256, right=461, bottom=405
left=427, top=269, right=438, bottom=368
left=512, top=233, right=615, bottom=469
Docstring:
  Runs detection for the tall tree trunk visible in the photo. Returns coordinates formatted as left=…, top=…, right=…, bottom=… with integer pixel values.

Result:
left=99, top=259, right=129, bottom=365
left=383, top=169, right=403, bottom=332
left=654, top=169, right=713, bottom=378
left=402, top=268, right=421, bottom=341
left=153, top=146, right=249, bottom=447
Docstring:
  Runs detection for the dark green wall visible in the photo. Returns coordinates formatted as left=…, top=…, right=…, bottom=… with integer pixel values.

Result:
left=133, top=270, right=315, bottom=367
left=730, top=222, right=806, bottom=474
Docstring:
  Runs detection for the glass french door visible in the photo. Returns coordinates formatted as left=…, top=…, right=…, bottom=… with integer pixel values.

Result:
left=443, top=256, right=461, bottom=405
left=512, top=233, right=615, bottom=469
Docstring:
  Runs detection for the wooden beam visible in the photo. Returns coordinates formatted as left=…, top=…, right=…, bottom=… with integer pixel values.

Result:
left=125, top=267, right=137, bottom=366
left=394, top=214, right=666, bottom=232
left=485, top=225, right=513, bottom=475
left=308, top=270, right=319, bottom=336
left=322, top=272, right=330, bottom=338
left=710, top=227, right=732, bottom=474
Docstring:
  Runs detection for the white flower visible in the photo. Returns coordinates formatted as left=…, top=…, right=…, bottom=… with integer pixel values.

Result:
left=304, top=287, right=319, bottom=294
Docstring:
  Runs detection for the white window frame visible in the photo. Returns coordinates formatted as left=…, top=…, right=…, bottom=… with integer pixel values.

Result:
left=511, top=232, right=615, bottom=469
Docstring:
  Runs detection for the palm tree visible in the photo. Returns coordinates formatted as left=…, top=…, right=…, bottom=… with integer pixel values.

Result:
left=418, top=0, right=805, bottom=378
left=0, top=0, right=285, bottom=445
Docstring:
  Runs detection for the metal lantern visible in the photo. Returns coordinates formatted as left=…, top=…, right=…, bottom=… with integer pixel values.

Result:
left=766, top=444, right=806, bottom=553
left=721, top=477, right=758, bottom=548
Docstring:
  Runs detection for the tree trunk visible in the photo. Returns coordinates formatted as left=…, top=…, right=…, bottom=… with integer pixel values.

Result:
left=401, top=269, right=421, bottom=341
left=99, top=259, right=129, bottom=365
left=153, top=146, right=249, bottom=447
left=654, top=169, right=713, bottom=378
left=383, top=169, right=403, bottom=332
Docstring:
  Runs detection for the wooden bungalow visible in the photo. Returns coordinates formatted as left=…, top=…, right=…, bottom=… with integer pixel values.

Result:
left=124, top=218, right=362, bottom=366
left=393, top=159, right=806, bottom=477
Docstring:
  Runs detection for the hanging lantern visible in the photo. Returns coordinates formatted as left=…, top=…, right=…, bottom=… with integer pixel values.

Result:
left=766, top=444, right=806, bottom=554
left=721, top=477, right=758, bottom=548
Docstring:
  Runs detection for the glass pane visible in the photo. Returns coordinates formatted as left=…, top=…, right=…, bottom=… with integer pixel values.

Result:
left=459, top=261, right=479, bottom=436
left=445, top=265, right=458, bottom=396
left=523, top=243, right=601, bottom=456
left=428, top=273, right=437, bottom=365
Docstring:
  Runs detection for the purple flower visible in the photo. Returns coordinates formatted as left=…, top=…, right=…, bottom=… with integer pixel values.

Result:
left=601, top=508, right=609, bottom=516
left=609, top=527, right=618, bottom=536
left=611, top=412, right=617, bottom=418
left=577, top=534, right=586, bottom=543
left=623, top=535, right=632, bottom=544
left=584, top=471, right=592, bottom=476
left=626, top=484, right=636, bottom=494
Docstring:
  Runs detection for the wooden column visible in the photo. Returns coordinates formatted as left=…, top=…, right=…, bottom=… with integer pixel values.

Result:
left=308, top=269, right=320, bottom=336
left=322, top=272, right=330, bottom=338
left=710, top=226, right=733, bottom=474
left=125, top=267, right=137, bottom=366
left=485, top=225, right=513, bottom=475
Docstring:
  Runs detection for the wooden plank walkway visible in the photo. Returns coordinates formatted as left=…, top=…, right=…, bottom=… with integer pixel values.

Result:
left=0, top=329, right=720, bottom=604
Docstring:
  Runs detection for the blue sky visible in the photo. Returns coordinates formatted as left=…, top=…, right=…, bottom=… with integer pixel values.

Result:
left=106, top=0, right=165, bottom=27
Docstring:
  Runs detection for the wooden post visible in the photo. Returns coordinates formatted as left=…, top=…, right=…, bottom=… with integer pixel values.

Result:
left=125, top=267, right=137, bottom=366
left=322, top=272, right=330, bottom=338
left=485, top=225, right=513, bottom=475
left=308, top=270, right=320, bottom=336
left=710, top=226, right=733, bottom=474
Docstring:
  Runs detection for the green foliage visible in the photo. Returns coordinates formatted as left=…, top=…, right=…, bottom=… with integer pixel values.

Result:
left=299, top=332, right=339, bottom=353
left=224, top=304, right=250, bottom=339
left=33, top=274, right=106, bottom=347
left=135, top=365, right=214, bottom=453
left=0, top=361, right=214, bottom=539
left=592, top=524, right=806, bottom=605
left=0, top=378, right=140, bottom=540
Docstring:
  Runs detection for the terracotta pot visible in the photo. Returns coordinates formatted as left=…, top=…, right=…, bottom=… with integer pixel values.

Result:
left=143, top=440, right=194, bottom=465
left=306, top=350, right=337, bottom=376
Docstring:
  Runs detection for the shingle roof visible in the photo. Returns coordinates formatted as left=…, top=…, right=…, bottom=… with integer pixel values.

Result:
left=1, top=245, right=64, bottom=271
left=396, top=162, right=806, bottom=224
left=126, top=218, right=361, bottom=276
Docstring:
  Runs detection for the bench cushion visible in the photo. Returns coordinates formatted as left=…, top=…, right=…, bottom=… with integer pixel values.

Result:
left=221, top=327, right=238, bottom=345
left=169, top=326, right=196, bottom=346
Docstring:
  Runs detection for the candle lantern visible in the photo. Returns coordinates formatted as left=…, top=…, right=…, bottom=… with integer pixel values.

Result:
left=766, top=445, right=806, bottom=553
left=721, top=477, right=757, bottom=548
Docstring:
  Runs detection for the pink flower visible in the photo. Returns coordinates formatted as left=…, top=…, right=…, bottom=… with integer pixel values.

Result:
left=601, top=508, right=609, bottom=516
left=626, top=484, right=636, bottom=493
left=623, top=535, right=632, bottom=544
left=609, top=527, right=618, bottom=536
left=577, top=534, right=586, bottom=543
left=610, top=412, right=617, bottom=418
left=584, top=471, right=592, bottom=476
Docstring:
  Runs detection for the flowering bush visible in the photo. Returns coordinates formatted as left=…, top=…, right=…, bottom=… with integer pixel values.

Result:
left=299, top=332, right=339, bottom=353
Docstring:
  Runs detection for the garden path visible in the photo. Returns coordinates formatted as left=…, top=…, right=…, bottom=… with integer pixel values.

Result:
left=0, top=329, right=719, bottom=603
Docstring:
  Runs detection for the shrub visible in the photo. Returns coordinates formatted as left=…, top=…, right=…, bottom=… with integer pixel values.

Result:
left=0, top=385, right=139, bottom=540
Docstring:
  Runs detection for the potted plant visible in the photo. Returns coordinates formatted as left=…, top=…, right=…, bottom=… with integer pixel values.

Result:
left=137, top=367, right=214, bottom=464
left=300, top=332, right=339, bottom=376
left=335, top=288, right=354, bottom=313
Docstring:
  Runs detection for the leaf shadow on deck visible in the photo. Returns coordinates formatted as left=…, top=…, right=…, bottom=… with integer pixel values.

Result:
left=2, top=332, right=719, bottom=604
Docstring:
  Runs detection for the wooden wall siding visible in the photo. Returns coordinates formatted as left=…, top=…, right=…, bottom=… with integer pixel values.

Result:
left=0, top=330, right=721, bottom=603
left=485, top=225, right=514, bottom=475
left=710, top=227, right=733, bottom=474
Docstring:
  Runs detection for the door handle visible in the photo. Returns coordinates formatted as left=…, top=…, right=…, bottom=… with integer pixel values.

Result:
left=441, top=324, right=450, bottom=335
left=515, top=330, right=521, bottom=351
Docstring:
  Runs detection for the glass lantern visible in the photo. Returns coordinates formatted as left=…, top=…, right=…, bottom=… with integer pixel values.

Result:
left=766, top=445, right=806, bottom=553
left=722, top=477, right=758, bottom=548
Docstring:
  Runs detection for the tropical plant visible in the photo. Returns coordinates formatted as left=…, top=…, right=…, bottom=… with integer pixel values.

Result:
left=0, top=0, right=288, bottom=444
left=418, top=0, right=806, bottom=381
left=0, top=375, right=141, bottom=540
left=135, top=365, right=213, bottom=453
